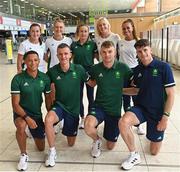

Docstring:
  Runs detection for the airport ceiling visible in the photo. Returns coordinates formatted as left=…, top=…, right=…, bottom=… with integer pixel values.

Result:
left=28, top=0, right=136, bottom=13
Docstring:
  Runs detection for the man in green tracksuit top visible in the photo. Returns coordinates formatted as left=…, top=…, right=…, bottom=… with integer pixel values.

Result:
left=45, top=43, right=89, bottom=167
left=84, top=40, right=133, bottom=158
left=11, top=50, right=51, bottom=171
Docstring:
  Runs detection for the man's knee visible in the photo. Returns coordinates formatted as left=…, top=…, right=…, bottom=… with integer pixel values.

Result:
left=37, top=146, right=45, bottom=151
left=119, top=112, right=139, bottom=130
left=67, top=137, right=76, bottom=147
left=150, top=148, right=159, bottom=155
left=84, top=116, right=97, bottom=134
left=150, top=141, right=162, bottom=155
left=35, top=139, right=45, bottom=151
left=106, top=141, right=116, bottom=150
left=68, top=142, right=75, bottom=147
left=119, top=116, right=130, bottom=130
left=45, top=111, right=57, bottom=125
left=15, top=121, right=26, bottom=135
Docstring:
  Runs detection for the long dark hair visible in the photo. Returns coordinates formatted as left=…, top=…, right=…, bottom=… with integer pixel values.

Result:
left=29, top=23, right=42, bottom=45
left=122, top=19, right=138, bottom=41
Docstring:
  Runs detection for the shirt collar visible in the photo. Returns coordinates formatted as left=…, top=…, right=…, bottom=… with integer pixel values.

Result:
left=77, top=40, right=90, bottom=46
left=24, top=70, right=40, bottom=79
left=148, top=58, right=156, bottom=67
left=102, top=60, right=118, bottom=70
left=139, top=58, right=156, bottom=68
left=58, top=63, right=74, bottom=73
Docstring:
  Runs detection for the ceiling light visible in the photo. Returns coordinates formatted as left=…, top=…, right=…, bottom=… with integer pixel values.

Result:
left=58, top=13, right=66, bottom=18
left=79, top=12, right=85, bottom=16
left=68, top=12, right=77, bottom=18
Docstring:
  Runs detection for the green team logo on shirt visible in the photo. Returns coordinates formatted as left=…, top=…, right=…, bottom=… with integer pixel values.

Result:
left=72, top=72, right=77, bottom=79
left=152, top=68, right=158, bottom=76
left=86, top=44, right=91, bottom=50
left=39, top=80, right=44, bottom=87
left=115, top=71, right=121, bottom=78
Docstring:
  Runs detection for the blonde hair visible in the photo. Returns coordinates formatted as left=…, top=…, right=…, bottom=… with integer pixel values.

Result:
left=96, top=17, right=111, bottom=37
left=53, top=17, right=64, bottom=26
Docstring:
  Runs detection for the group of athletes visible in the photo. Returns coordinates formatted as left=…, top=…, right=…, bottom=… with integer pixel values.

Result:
left=10, top=17, right=175, bottom=171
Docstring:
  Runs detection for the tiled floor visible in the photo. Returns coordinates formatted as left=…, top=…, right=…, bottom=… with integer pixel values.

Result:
left=0, top=51, right=180, bottom=171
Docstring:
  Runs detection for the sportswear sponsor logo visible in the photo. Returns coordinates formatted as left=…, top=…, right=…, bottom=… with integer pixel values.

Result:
left=157, top=136, right=162, bottom=140
left=56, top=76, right=61, bottom=80
left=98, top=73, right=103, bottom=77
left=75, top=46, right=78, bottom=49
left=114, top=136, right=118, bottom=141
left=138, top=73, right=142, bottom=78
left=51, top=44, right=54, bottom=47
left=24, top=82, right=29, bottom=86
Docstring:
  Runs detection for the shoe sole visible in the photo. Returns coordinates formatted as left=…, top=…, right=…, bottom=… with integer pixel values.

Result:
left=45, top=154, right=57, bottom=167
left=45, top=164, right=55, bottom=167
left=17, top=167, right=27, bottom=171
left=92, top=152, right=101, bottom=158
left=121, top=160, right=141, bottom=170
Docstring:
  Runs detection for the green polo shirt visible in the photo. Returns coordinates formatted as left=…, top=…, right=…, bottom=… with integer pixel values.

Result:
left=47, top=63, right=88, bottom=116
left=90, top=61, right=132, bottom=117
left=11, top=70, right=51, bottom=118
left=71, top=40, right=97, bottom=68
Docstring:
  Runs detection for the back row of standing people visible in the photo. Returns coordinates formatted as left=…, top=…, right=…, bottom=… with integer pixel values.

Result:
left=12, top=17, right=175, bottom=171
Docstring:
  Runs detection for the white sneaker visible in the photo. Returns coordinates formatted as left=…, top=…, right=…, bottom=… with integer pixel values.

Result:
left=54, top=120, right=64, bottom=134
left=25, top=126, right=32, bottom=138
left=91, top=138, right=102, bottom=158
left=121, top=152, right=141, bottom=170
left=54, top=124, right=60, bottom=134
left=79, top=118, right=84, bottom=129
left=60, top=119, right=64, bottom=129
left=17, top=153, right=29, bottom=171
left=137, top=125, right=145, bottom=135
left=45, top=150, right=57, bottom=167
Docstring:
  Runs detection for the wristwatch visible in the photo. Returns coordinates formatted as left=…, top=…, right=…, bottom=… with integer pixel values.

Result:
left=22, top=114, right=28, bottom=120
left=163, top=112, right=170, bottom=117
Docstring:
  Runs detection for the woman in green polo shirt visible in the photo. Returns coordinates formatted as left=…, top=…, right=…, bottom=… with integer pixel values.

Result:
left=71, top=24, right=98, bottom=129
